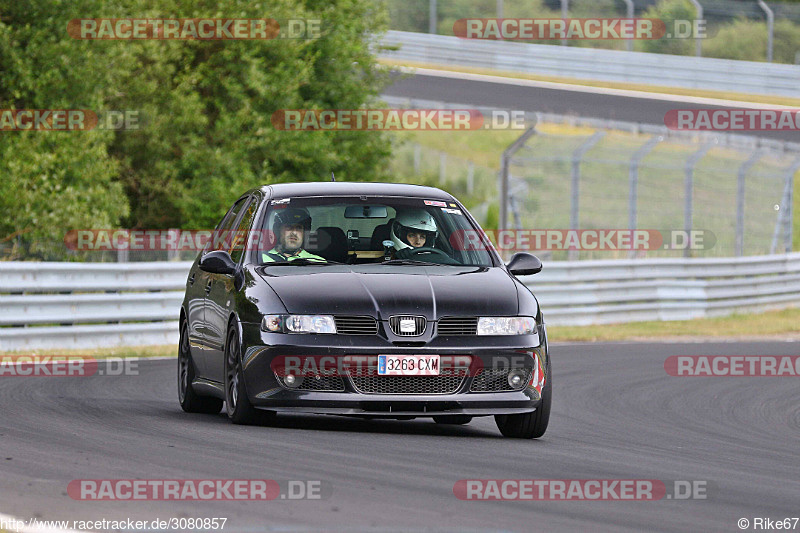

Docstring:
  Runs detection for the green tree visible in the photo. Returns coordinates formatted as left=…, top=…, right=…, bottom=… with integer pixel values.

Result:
left=0, top=0, right=392, bottom=258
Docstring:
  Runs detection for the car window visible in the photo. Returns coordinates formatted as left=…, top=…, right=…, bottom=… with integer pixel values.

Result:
left=206, top=197, right=248, bottom=254
left=260, top=196, right=496, bottom=267
left=229, top=198, right=257, bottom=264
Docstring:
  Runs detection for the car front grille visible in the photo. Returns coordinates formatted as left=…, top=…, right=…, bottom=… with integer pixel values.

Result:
left=437, top=317, right=478, bottom=335
left=388, top=315, right=426, bottom=336
left=334, top=316, right=378, bottom=335
left=276, top=374, right=345, bottom=392
left=470, top=368, right=531, bottom=392
left=349, top=375, right=464, bottom=395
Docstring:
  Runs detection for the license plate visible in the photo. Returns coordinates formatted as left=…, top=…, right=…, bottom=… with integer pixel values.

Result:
left=377, top=355, right=440, bottom=376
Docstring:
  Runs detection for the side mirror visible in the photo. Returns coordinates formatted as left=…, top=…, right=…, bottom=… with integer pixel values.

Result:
left=199, top=250, right=237, bottom=275
left=506, top=252, right=542, bottom=276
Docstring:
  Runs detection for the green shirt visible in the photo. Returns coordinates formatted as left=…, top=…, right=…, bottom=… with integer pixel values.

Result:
left=262, top=247, right=326, bottom=263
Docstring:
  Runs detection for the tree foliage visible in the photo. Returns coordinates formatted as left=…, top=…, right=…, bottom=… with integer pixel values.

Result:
left=0, top=0, right=391, bottom=255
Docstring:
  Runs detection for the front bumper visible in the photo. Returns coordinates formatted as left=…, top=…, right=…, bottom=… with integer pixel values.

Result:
left=239, top=322, right=548, bottom=417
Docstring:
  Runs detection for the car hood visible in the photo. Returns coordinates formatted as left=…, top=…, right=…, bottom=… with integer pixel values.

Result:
left=257, top=265, right=519, bottom=319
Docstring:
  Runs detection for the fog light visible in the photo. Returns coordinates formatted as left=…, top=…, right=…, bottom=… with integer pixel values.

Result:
left=284, top=374, right=304, bottom=388
left=508, top=370, right=526, bottom=389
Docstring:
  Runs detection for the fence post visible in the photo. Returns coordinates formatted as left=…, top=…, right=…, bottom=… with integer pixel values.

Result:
left=467, top=162, right=475, bottom=194
left=500, top=127, right=537, bottom=233
left=560, top=0, right=568, bottom=46
left=439, top=152, right=447, bottom=184
left=413, top=145, right=421, bottom=175
left=627, top=136, right=662, bottom=257
left=735, top=149, right=763, bottom=256
left=758, top=0, right=774, bottom=62
left=497, top=0, right=503, bottom=18
left=622, top=0, right=634, bottom=52
left=429, top=0, right=437, bottom=34
left=570, top=131, right=605, bottom=244
left=688, top=0, right=703, bottom=57
left=772, top=157, right=800, bottom=254
left=684, top=141, right=715, bottom=257
left=786, top=159, right=797, bottom=253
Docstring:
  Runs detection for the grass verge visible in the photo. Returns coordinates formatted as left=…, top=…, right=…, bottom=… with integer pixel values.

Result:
left=548, top=307, right=800, bottom=342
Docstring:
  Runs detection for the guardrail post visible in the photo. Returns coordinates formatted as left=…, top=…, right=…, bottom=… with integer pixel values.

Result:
left=758, top=0, right=774, bottom=62
left=688, top=0, right=703, bottom=57
left=684, top=141, right=715, bottom=257
left=622, top=0, right=634, bottom=52
left=429, top=0, right=437, bottom=34
left=628, top=135, right=662, bottom=257
left=500, top=127, right=537, bottom=234
left=735, top=150, right=763, bottom=256
left=560, top=0, right=568, bottom=46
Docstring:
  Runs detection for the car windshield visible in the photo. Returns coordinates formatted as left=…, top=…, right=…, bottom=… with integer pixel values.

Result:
left=256, top=196, right=496, bottom=267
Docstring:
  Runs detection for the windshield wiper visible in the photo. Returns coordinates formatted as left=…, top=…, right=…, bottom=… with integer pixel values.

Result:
left=380, top=259, right=444, bottom=266
left=263, top=259, right=344, bottom=266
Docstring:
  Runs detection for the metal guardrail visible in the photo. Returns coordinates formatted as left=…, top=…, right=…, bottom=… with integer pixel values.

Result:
left=0, top=262, right=190, bottom=350
left=2, top=254, right=800, bottom=349
left=378, top=30, right=800, bottom=97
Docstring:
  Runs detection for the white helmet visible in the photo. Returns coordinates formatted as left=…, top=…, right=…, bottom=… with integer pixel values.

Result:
left=391, top=209, right=438, bottom=251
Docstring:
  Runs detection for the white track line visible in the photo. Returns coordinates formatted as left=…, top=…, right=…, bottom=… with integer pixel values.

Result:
left=397, top=66, right=799, bottom=110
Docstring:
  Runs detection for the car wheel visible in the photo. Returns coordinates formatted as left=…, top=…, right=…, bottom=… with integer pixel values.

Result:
left=178, top=320, right=223, bottom=414
left=224, top=321, right=260, bottom=424
left=495, top=374, right=551, bottom=439
left=433, top=415, right=473, bottom=425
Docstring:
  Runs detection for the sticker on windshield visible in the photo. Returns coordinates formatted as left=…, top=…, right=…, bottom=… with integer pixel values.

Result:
left=270, top=198, right=290, bottom=205
left=449, top=203, right=458, bottom=207
left=442, top=207, right=463, bottom=215
left=424, top=200, right=447, bottom=207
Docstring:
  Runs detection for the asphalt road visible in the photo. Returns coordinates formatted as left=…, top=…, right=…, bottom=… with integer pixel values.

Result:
left=1, top=341, right=798, bottom=532
left=383, top=71, right=799, bottom=142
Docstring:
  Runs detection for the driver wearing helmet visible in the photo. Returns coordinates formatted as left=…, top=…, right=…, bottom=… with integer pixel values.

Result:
left=263, top=207, right=326, bottom=263
left=391, top=209, right=438, bottom=259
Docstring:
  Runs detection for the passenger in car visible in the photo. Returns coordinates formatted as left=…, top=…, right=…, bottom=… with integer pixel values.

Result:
left=262, top=207, right=326, bottom=262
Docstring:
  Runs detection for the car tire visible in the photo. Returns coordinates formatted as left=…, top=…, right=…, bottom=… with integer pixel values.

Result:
left=224, top=321, right=261, bottom=425
left=178, top=320, right=223, bottom=414
left=495, top=373, right=551, bottom=439
left=433, top=415, right=473, bottom=425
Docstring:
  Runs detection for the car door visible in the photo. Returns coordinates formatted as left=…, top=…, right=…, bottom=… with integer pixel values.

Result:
left=194, top=197, right=249, bottom=380
left=185, top=256, right=210, bottom=377
left=204, top=196, right=258, bottom=383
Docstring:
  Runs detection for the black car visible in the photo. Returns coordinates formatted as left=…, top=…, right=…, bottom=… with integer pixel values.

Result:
left=178, top=182, right=550, bottom=438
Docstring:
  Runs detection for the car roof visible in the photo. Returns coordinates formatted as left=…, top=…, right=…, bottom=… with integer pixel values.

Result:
left=259, top=181, right=455, bottom=200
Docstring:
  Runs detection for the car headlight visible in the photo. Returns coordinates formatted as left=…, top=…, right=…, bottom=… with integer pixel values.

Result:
left=477, top=316, right=536, bottom=335
left=261, top=315, right=336, bottom=334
